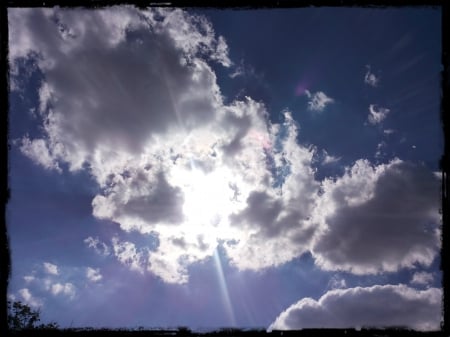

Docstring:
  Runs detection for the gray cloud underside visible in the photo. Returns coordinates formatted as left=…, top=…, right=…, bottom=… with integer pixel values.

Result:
left=312, top=160, right=440, bottom=274
left=270, top=284, right=442, bottom=331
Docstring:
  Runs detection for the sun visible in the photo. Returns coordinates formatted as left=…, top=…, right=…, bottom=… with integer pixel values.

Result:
left=170, top=165, right=244, bottom=241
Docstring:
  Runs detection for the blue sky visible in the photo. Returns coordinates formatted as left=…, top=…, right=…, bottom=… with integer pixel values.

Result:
left=7, top=6, right=443, bottom=331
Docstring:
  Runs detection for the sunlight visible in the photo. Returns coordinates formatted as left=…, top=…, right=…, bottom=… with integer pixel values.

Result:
left=183, top=169, right=232, bottom=224
left=213, top=248, right=236, bottom=326
left=184, top=169, right=242, bottom=240
left=170, top=163, right=244, bottom=241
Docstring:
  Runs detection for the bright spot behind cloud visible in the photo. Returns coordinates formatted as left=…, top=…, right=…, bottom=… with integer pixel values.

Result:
left=9, top=7, right=321, bottom=284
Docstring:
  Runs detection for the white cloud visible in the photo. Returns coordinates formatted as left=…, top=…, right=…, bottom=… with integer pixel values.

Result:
left=50, top=282, right=76, bottom=299
left=311, top=159, right=441, bottom=274
left=23, top=275, right=35, bottom=283
left=411, top=271, right=434, bottom=286
left=20, top=138, right=61, bottom=172
left=383, top=129, right=395, bottom=135
left=320, top=150, right=341, bottom=165
left=327, top=274, right=347, bottom=290
left=9, top=7, right=324, bottom=284
left=86, top=267, right=103, bottom=282
left=364, top=65, right=379, bottom=87
left=305, top=90, right=334, bottom=112
left=375, top=141, right=386, bottom=159
left=269, top=285, right=442, bottom=331
left=84, top=236, right=110, bottom=256
left=18, top=288, right=43, bottom=308
left=368, top=104, right=390, bottom=125
left=111, top=237, right=149, bottom=274
left=43, top=262, right=58, bottom=275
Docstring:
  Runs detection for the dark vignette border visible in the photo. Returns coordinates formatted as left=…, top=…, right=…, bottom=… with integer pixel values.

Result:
left=0, top=0, right=448, bottom=337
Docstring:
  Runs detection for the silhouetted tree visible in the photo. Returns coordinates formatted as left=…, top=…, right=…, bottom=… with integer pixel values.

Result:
left=7, top=300, right=58, bottom=330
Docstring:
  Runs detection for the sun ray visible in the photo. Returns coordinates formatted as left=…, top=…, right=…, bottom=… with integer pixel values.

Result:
left=213, top=248, right=236, bottom=327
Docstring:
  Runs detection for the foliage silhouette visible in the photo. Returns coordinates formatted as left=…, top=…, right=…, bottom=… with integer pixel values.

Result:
left=7, top=300, right=59, bottom=330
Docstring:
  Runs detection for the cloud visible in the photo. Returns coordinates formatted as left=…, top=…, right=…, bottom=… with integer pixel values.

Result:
left=23, top=275, right=36, bottom=283
left=269, top=284, right=442, bottom=331
left=43, top=262, right=59, bottom=275
left=224, top=111, right=319, bottom=270
left=375, top=141, right=386, bottom=159
left=9, top=7, right=441, bottom=287
left=411, top=271, right=434, bottom=286
left=368, top=104, right=390, bottom=125
left=316, top=149, right=341, bottom=165
left=86, top=267, right=103, bottom=282
left=305, top=90, right=334, bottom=112
left=10, top=7, right=325, bottom=283
left=327, top=274, right=347, bottom=290
left=364, top=65, right=379, bottom=87
left=50, top=282, right=76, bottom=299
left=18, top=288, right=43, bottom=308
left=111, top=237, right=149, bottom=274
left=10, top=7, right=226, bottom=173
left=311, top=159, right=441, bottom=274
left=20, top=138, right=62, bottom=172
left=84, top=236, right=110, bottom=256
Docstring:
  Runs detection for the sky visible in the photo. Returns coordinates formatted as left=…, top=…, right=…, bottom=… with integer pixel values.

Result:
left=6, top=6, right=443, bottom=331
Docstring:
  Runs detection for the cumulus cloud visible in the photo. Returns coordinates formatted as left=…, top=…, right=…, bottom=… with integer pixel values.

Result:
left=311, top=159, right=441, bottom=274
left=50, top=282, right=76, bottom=299
left=18, top=288, right=43, bottom=308
left=86, top=267, right=102, bottom=282
left=269, top=284, right=442, bottom=331
left=43, top=262, right=58, bottom=275
left=368, top=104, right=390, bottom=125
left=9, top=7, right=325, bottom=283
left=305, top=90, right=334, bottom=112
left=411, top=271, right=434, bottom=286
left=9, top=7, right=441, bottom=286
left=364, top=65, right=379, bottom=87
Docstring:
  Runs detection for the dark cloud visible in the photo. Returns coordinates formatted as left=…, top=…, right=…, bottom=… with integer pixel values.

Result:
left=118, top=172, right=185, bottom=225
left=312, top=160, right=440, bottom=274
left=270, top=285, right=441, bottom=331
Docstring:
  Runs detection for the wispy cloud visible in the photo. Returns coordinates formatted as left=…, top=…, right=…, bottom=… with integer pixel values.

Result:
left=23, top=275, right=36, bottom=283
left=327, top=274, right=347, bottom=290
left=322, top=150, right=341, bottom=165
left=43, top=262, right=58, bottom=275
left=305, top=90, right=334, bottom=112
left=411, top=272, right=434, bottom=286
left=368, top=104, right=390, bottom=125
left=84, top=237, right=110, bottom=256
left=86, top=267, right=103, bottom=283
left=364, top=65, right=380, bottom=87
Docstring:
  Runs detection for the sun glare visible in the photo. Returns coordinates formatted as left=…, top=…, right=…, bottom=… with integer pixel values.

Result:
left=171, top=165, right=244, bottom=241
